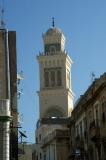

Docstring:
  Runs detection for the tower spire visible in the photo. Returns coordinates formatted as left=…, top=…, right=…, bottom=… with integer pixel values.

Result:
left=52, top=17, right=55, bottom=28
left=0, top=0, right=5, bottom=28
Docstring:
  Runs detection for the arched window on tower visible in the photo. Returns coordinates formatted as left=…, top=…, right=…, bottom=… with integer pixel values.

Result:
left=44, top=71, right=49, bottom=87
left=57, top=70, right=62, bottom=86
left=51, top=71, right=55, bottom=87
left=50, top=45, right=56, bottom=54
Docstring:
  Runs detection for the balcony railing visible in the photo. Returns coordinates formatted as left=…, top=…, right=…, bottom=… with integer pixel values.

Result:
left=37, top=50, right=67, bottom=56
left=0, top=99, right=10, bottom=117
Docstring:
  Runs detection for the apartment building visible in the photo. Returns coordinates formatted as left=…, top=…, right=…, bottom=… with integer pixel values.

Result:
left=70, top=73, right=106, bottom=160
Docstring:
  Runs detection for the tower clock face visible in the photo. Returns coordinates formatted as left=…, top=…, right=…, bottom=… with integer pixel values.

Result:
left=45, top=43, right=60, bottom=53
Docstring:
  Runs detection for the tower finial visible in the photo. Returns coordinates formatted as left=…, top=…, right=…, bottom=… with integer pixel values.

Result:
left=52, top=17, right=55, bottom=28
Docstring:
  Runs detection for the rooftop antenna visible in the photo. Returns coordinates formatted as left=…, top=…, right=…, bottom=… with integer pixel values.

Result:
left=52, top=17, right=55, bottom=28
left=0, top=0, right=5, bottom=28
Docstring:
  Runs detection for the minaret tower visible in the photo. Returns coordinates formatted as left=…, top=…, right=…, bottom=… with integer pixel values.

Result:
left=37, top=21, right=74, bottom=119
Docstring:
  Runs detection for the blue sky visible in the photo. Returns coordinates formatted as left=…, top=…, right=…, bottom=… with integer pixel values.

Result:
left=5, top=0, right=106, bottom=143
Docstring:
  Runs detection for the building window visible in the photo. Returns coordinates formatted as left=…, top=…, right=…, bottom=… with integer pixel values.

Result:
left=76, top=125, right=79, bottom=137
left=51, top=71, right=55, bottom=87
left=83, top=117, right=87, bottom=139
left=95, top=108, right=99, bottom=126
left=44, top=67, right=62, bottom=88
left=39, top=134, right=41, bottom=141
left=102, top=101, right=106, bottom=123
left=32, top=150, right=36, bottom=160
left=50, top=45, right=56, bottom=53
left=88, top=110, right=92, bottom=126
left=36, top=155, right=38, bottom=160
left=103, top=144, right=106, bottom=159
left=36, top=137, right=38, bottom=143
left=57, top=70, right=62, bottom=86
left=83, top=117, right=87, bottom=130
left=79, top=121, right=83, bottom=138
left=44, top=154, right=46, bottom=160
left=44, top=71, right=49, bottom=87
left=94, top=104, right=100, bottom=126
left=40, top=153, right=42, bottom=159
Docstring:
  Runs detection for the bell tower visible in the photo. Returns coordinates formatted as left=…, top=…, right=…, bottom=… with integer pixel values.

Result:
left=37, top=25, right=74, bottom=119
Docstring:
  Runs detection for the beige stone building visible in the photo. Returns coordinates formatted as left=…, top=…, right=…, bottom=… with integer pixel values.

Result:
left=18, top=143, right=35, bottom=160
left=35, top=23, right=74, bottom=160
left=42, top=128, right=70, bottom=160
left=35, top=118, right=70, bottom=160
left=70, top=73, right=106, bottom=160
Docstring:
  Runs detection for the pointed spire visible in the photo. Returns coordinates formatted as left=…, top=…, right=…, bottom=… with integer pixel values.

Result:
left=52, top=17, right=55, bottom=28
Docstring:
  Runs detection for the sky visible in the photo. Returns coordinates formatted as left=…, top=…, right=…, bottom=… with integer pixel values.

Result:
left=4, top=0, right=106, bottom=143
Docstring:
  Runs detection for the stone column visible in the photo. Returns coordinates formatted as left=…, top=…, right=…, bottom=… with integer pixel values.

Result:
left=3, top=122, right=10, bottom=160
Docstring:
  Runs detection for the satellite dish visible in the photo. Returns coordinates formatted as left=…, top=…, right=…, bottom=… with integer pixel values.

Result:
left=19, top=131, right=27, bottom=138
left=19, top=131, right=27, bottom=143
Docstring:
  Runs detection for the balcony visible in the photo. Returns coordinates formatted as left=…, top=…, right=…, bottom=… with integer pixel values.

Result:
left=0, top=99, right=11, bottom=121
left=89, top=120, right=100, bottom=142
left=43, top=129, right=70, bottom=146
left=37, top=50, right=67, bottom=57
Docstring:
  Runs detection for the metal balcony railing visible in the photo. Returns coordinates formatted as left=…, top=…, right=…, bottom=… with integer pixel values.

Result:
left=0, top=99, right=10, bottom=117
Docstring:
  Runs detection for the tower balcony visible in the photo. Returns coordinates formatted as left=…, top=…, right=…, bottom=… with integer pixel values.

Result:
left=0, top=99, right=11, bottom=121
left=89, top=120, right=100, bottom=142
left=42, top=129, right=70, bottom=146
left=37, top=50, right=67, bottom=57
